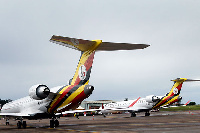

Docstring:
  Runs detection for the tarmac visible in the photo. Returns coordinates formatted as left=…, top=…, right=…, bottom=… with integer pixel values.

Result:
left=1, top=110, right=200, bottom=133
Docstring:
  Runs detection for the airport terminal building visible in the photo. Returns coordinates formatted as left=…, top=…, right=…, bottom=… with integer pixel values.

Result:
left=80, top=100, right=115, bottom=110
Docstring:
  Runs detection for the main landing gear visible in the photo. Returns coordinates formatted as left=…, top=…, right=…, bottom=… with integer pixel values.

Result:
left=17, top=119, right=27, bottom=129
left=50, top=118, right=59, bottom=128
left=130, top=112, right=150, bottom=117
left=131, top=112, right=136, bottom=117
left=145, top=112, right=150, bottom=116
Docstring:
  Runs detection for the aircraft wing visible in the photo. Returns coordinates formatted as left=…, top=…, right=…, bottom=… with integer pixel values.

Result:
left=56, top=109, right=101, bottom=115
left=0, top=113, right=30, bottom=117
left=112, top=106, right=150, bottom=111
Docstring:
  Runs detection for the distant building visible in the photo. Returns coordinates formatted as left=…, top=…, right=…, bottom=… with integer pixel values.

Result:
left=80, top=100, right=115, bottom=110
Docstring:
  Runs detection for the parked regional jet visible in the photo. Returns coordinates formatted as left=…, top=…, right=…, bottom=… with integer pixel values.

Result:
left=0, top=35, right=149, bottom=129
left=99, top=78, right=200, bottom=117
left=161, top=100, right=192, bottom=108
left=183, top=100, right=191, bottom=106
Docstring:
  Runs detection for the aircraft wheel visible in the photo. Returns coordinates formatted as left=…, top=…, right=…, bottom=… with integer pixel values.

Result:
left=55, top=119, right=59, bottom=127
left=145, top=112, right=150, bottom=116
left=22, top=121, right=27, bottom=129
left=17, top=121, right=22, bottom=129
left=50, top=120, right=54, bottom=128
left=131, top=112, right=136, bottom=117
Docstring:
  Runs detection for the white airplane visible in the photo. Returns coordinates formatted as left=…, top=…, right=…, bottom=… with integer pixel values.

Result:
left=183, top=100, right=191, bottom=106
left=98, top=78, right=200, bottom=117
left=0, top=35, right=149, bottom=129
left=161, top=100, right=191, bottom=108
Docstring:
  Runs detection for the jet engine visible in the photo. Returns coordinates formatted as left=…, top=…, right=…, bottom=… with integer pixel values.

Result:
left=152, top=95, right=161, bottom=102
left=29, top=84, right=50, bottom=100
left=145, top=95, right=161, bottom=103
left=177, top=96, right=182, bottom=101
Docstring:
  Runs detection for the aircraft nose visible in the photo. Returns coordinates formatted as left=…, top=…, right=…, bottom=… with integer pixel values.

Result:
left=84, top=85, right=94, bottom=96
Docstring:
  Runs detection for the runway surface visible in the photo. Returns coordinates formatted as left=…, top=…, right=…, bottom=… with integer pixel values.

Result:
left=1, top=110, right=200, bottom=133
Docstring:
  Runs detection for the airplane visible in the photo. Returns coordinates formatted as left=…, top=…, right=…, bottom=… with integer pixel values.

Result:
left=161, top=100, right=191, bottom=108
left=0, top=35, right=149, bottom=129
left=183, top=100, right=191, bottom=106
left=97, top=78, right=200, bottom=117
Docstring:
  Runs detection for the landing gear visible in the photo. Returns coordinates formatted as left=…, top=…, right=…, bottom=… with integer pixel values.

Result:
left=145, top=112, right=150, bottom=116
left=17, top=121, right=22, bottom=129
left=22, top=121, right=27, bottom=128
left=6, top=119, right=9, bottom=125
left=131, top=112, right=136, bottom=117
left=50, top=118, right=59, bottom=128
left=17, top=120, right=26, bottom=129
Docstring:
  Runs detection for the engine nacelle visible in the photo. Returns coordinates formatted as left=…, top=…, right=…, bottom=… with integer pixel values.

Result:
left=29, top=84, right=50, bottom=100
left=152, top=95, right=161, bottom=102
left=177, top=96, right=182, bottom=101
left=145, top=95, right=161, bottom=103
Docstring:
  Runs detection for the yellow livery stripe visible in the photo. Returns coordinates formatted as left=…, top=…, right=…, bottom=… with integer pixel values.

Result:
left=57, top=85, right=85, bottom=111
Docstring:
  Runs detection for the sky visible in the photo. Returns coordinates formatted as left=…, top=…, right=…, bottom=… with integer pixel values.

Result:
left=1, top=0, right=200, bottom=104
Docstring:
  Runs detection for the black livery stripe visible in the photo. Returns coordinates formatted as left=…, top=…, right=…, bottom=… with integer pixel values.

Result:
left=47, top=85, right=66, bottom=111
left=51, top=85, right=81, bottom=113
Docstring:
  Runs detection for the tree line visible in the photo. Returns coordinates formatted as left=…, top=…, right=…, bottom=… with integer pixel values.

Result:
left=0, top=99, right=12, bottom=107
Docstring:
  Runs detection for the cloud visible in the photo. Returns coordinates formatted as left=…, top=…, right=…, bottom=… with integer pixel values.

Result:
left=0, top=0, right=200, bottom=104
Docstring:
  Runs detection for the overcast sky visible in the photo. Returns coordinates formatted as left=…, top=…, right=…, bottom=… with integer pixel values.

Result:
left=1, top=0, right=200, bottom=104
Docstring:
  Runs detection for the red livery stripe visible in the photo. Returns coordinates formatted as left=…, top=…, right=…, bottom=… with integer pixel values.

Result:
left=50, top=85, right=75, bottom=112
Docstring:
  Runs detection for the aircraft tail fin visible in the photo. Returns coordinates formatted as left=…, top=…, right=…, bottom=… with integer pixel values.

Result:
left=169, top=78, right=200, bottom=96
left=50, top=35, right=102, bottom=85
left=50, top=35, right=150, bottom=85
left=168, top=78, right=188, bottom=96
left=50, top=35, right=150, bottom=52
left=153, top=78, right=200, bottom=109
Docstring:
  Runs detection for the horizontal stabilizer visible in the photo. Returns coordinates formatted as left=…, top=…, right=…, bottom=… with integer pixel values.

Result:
left=97, top=42, right=149, bottom=51
left=50, top=35, right=96, bottom=51
left=171, top=78, right=200, bottom=82
left=50, top=35, right=150, bottom=51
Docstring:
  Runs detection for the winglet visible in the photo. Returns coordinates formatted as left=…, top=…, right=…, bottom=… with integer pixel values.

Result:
left=128, top=97, right=141, bottom=107
left=184, top=100, right=191, bottom=106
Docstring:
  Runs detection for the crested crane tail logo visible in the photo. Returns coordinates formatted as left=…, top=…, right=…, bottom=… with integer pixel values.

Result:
left=78, top=65, right=87, bottom=80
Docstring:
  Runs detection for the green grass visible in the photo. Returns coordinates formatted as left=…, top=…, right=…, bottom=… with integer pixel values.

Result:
left=160, top=105, right=200, bottom=111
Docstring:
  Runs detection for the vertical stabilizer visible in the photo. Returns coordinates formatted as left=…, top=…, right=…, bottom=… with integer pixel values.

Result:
left=50, top=35, right=150, bottom=85
left=153, top=78, right=188, bottom=109
left=50, top=35, right=102, bottom=85
left=70, top=40, right=102, bottom=85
